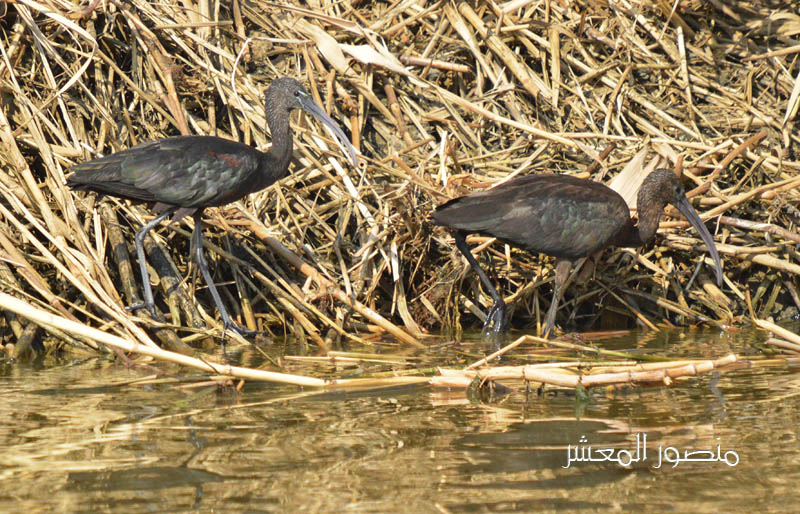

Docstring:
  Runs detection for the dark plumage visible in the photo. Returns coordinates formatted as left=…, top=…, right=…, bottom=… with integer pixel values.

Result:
left=68, top=77, right=358, bottom=337
left=68, top=137, right=269, bottom=215
left=432, top=169, right=723, bottom=338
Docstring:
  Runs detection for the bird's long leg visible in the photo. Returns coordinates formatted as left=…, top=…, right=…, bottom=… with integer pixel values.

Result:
left=127, top=209, right=174, bottom=318
left=542, top=259, right=573, bottom=338
left=191, top=213, right=260, bottom=339
left=454, top=231, right=507, bottom=336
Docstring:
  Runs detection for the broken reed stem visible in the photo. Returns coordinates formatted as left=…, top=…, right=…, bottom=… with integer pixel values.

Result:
left=0, top=291, right=326, bottom=386
left=434, top=354, right=740, bottom=389
left=754, top=319, right=800, bottom=348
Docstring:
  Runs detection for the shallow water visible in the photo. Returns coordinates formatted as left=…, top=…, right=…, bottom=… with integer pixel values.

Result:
left=1, top=328, right=799, bottom=512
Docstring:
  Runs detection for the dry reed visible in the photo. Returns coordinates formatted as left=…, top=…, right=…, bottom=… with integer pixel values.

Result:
left=0, top=1, right=798, bottom=390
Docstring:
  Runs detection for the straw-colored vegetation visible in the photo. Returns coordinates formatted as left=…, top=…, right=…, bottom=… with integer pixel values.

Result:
left=0, top=1, right=799, bottom=389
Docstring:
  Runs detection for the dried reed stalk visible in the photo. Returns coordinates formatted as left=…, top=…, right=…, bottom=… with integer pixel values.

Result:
left=433, top=354, right=739, bottom=389
left=0, top=1, right=797, bottom=368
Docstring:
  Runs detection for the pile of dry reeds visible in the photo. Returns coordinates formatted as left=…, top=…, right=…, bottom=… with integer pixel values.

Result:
left=1, top=0, right=799, bottom=365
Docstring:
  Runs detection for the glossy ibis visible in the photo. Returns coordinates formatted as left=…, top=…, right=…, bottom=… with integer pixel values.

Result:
left=432, top=168, right=723, bottom=338
left=68, top=77, right=358, bottom=337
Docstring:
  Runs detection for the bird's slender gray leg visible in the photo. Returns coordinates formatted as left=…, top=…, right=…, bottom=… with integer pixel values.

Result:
left=127, top=209, right=174, bottom=318
left=454, top=231, right=507, bottom=336
left=542, top=259, right=572, bottom=338
left=191, top=213, right=260, bottom=339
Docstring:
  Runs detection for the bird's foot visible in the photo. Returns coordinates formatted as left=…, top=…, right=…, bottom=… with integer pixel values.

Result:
left=487, top=329, right=508, bottom=354
left=126, top=301, right=159, bottom=320
left=481, top=301, right=507, bottom=340
left=221, top=320, right=264, bottom=341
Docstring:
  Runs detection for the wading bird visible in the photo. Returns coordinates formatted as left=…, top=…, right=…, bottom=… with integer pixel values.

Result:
left=431, top=168, right=723, bottom=338
left=68, top=77, right=358, bottom=337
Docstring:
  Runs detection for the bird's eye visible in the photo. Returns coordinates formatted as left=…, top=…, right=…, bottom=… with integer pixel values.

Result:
left=294, top=90, right=302, bottom=98
left=675, top=186, right=683, bottom=196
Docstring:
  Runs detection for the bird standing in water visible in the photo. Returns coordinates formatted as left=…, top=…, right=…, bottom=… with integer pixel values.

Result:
left=68, top=77, right=358, bottom=337
left=431, top=168, right=723, bottom=338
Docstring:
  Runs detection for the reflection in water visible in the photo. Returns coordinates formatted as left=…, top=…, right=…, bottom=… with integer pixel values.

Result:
left=1, top=328, right=799, bottom=511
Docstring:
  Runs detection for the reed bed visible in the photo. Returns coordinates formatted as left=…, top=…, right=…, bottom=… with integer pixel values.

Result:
left=1, top=1, right=799, bottom=389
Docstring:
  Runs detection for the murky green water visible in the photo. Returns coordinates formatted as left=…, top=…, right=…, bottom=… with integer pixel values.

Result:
left=1, top=328, right=798, bottom=512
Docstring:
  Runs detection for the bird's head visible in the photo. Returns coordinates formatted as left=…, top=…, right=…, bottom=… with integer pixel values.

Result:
left=266, top=77, right=308, bottom=112
left=265, top=77, right=358, bottom=167
left=640, top=168, right=723, bottom=286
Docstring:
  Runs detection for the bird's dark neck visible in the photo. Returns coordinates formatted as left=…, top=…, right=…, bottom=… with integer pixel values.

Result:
left=613, top=204, right=663, bottom=248
left=612, top=184, right=667, bottom=248
left=260, top=96, right=293, bottom=185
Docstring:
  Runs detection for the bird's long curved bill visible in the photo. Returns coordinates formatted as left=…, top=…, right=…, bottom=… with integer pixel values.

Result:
left=300, top=97, right=359, bottom=168
left=674, top=196, right=723, bottom=286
